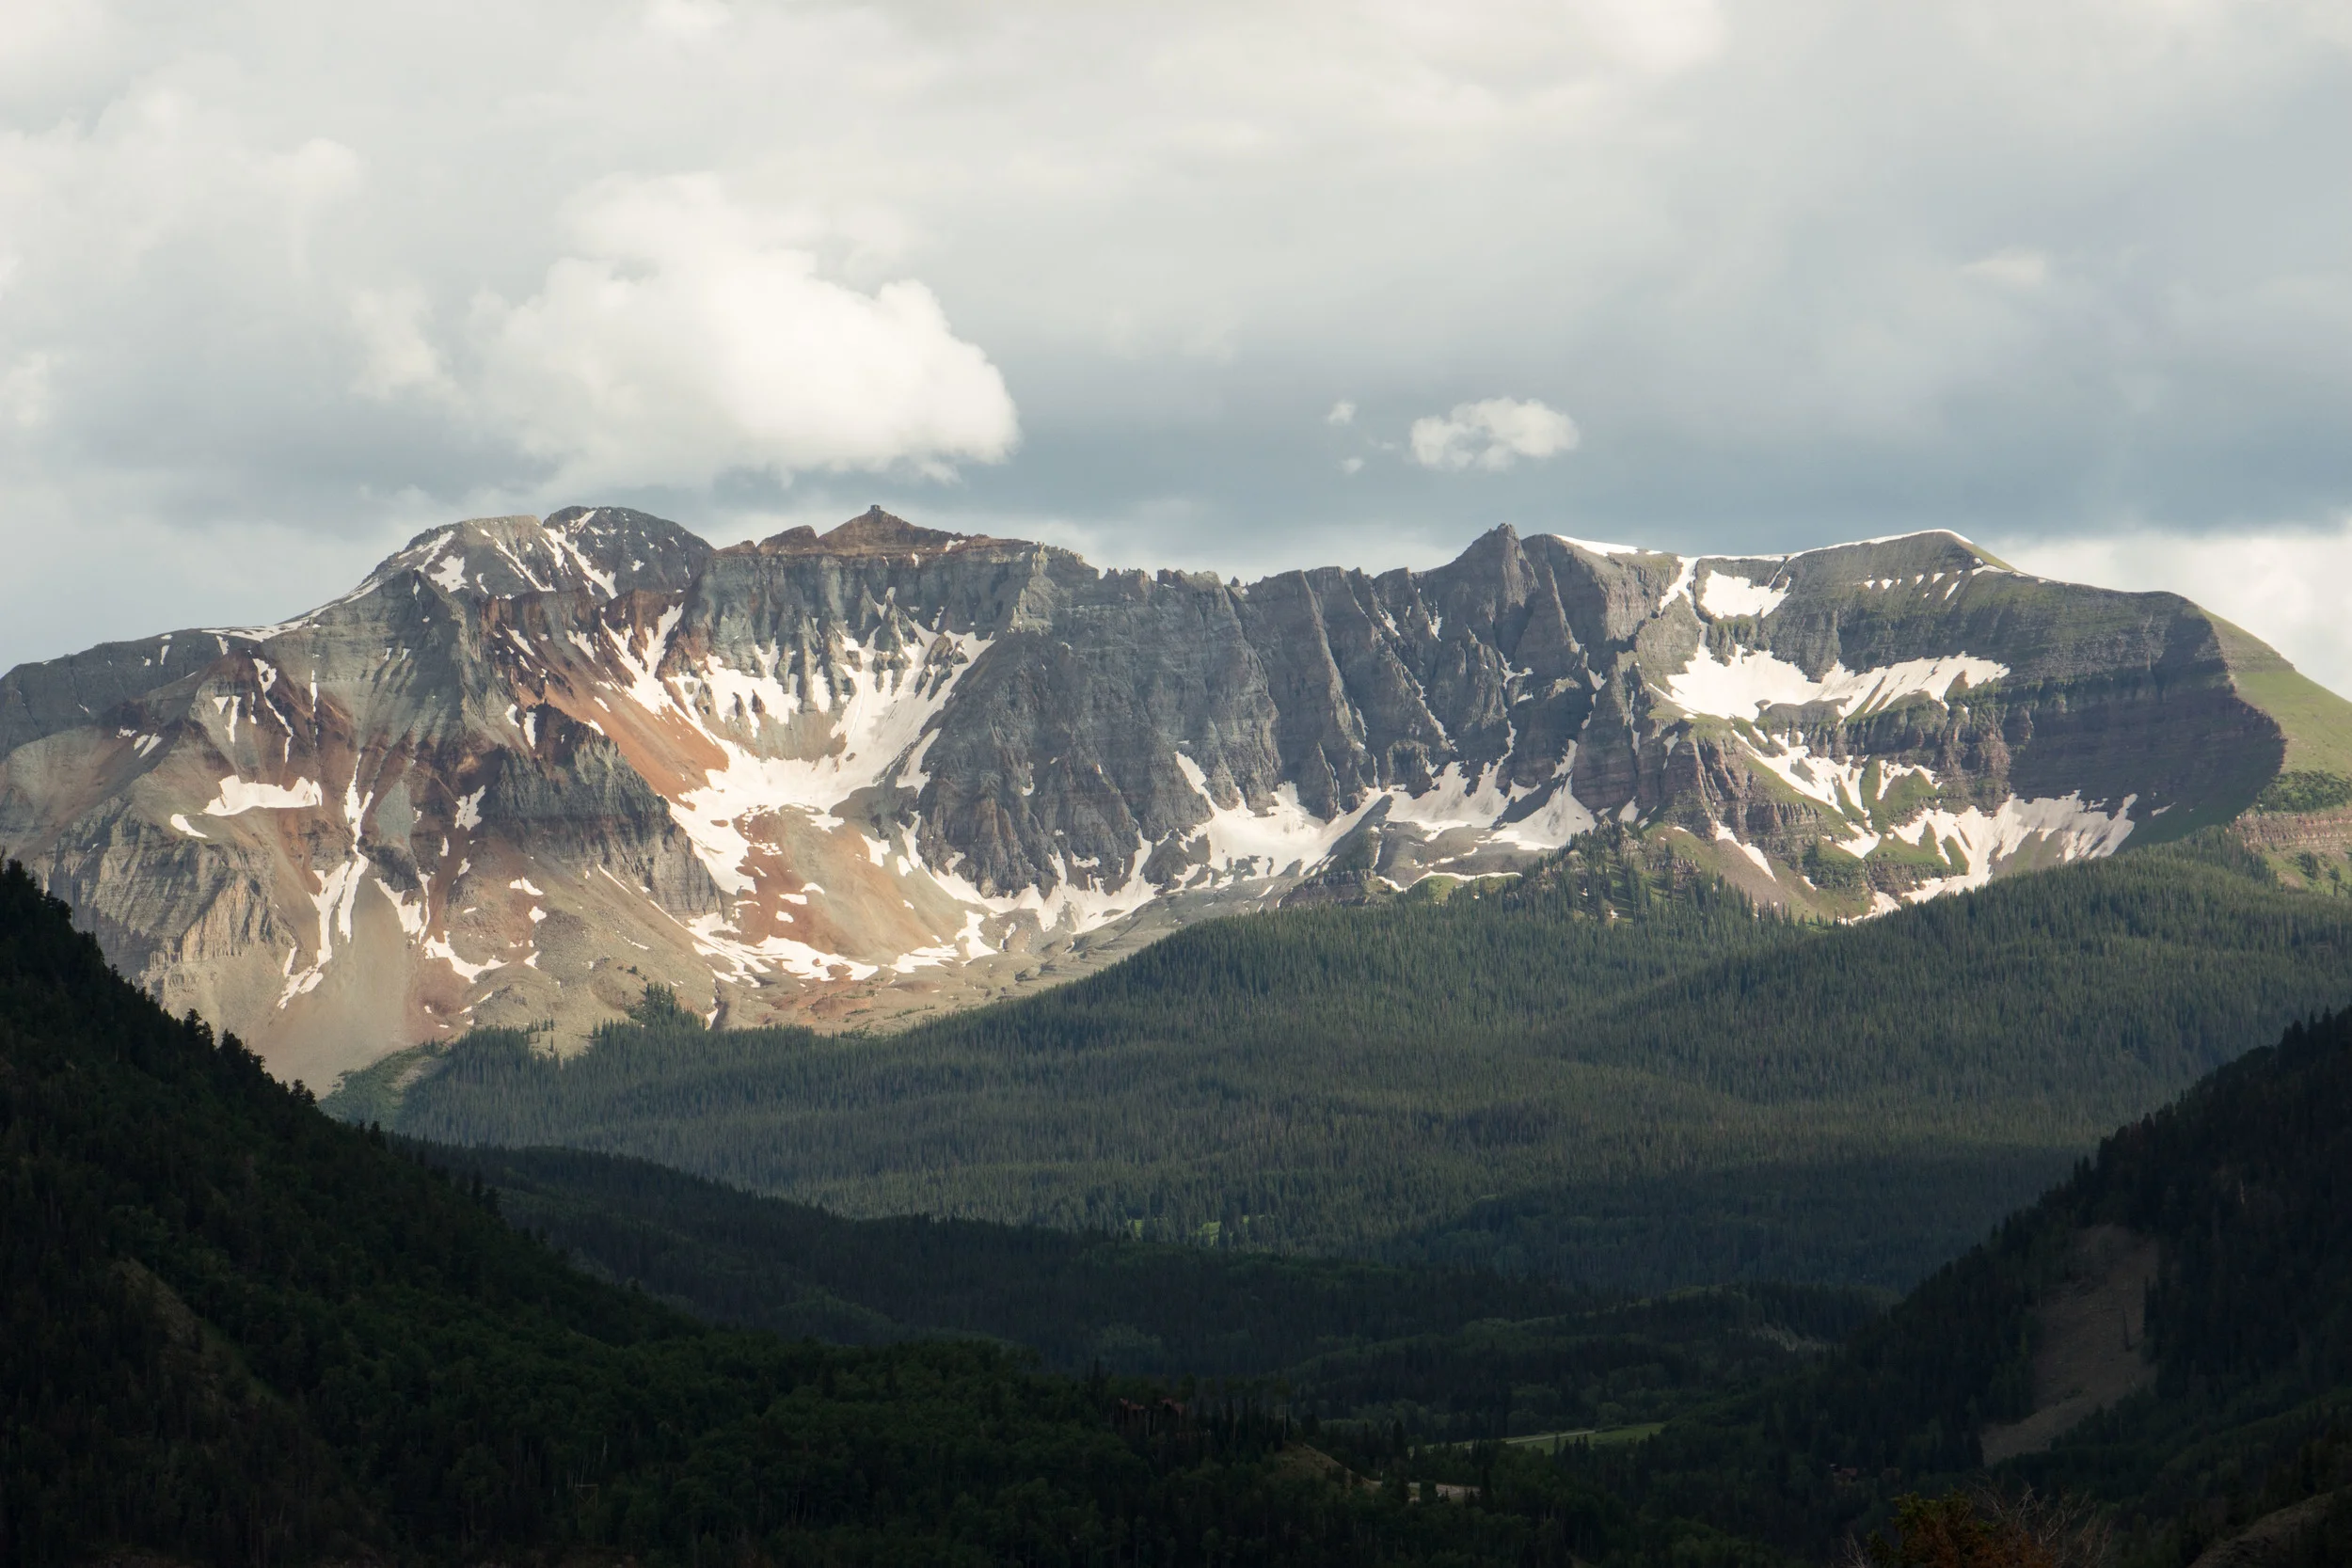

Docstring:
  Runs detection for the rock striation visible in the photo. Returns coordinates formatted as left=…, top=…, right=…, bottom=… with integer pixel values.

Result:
left=3, top=505, right=2344, bottom=1081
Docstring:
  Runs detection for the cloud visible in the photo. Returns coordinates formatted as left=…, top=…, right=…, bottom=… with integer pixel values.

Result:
left=1408, top=398, right=1580, bottom=472
left=349, top=285, right=453, bottom=401
left=2, top=0, right=2351, bottom=670
left=1962, top=247, right=2052, bottom=289
left=0, top=354, right=54, bottom=429
left=469, top=175, right=1018, bottom=489
left=643, top=0, right=732, bottom=41
left=1327, top=400, right=1356, bottom=426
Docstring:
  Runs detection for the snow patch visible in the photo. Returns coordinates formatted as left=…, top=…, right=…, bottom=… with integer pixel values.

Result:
left=1185, top=773, right=1375, bottom=879
left=279, top=848, right=370, bottom=1006
left=1666, top=646, right=2008, bottom=722
left=1550, top=534, right=1646, bottom=557
left=921, top=840, right=1160, bottom=937
left=373, top=879, right=430, bottom=938
left=679, top=911, right=880, bottom=983
left=422, top=935, right=505, bottom=982
left=1657, top=556, right=1698, bottom=612
left=888, top=910, right=994, bottom=974
left=1696, top=567, right=1789, bottom=620
left=1488, top=777, right=1598, bottom=851
left=608, top=605, right=686, bottom=715
left=544, top=523, right=618, bottom=597
left=1886, top=793, right=2138, bottom=904
left=662, top=630, right=991, bottom=895
left=202, top=775, right=325, bottom=816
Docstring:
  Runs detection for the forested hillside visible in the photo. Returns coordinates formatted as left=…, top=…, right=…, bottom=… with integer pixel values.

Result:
left=426, top=1140, right=1883, bottom=1446
left=351, top=831, right=2352, bottom=1289
left=421, top=1141, right=1581, bottom=1372
left=23, top=826, right=2352, bottom=1567
left=0, top=857, right=1613, bottom=1567
left=1599, top=1003, right=2352, bottom=1566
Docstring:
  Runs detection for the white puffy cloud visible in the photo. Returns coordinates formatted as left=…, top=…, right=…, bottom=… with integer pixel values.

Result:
left=469, top=175, right=1019, bottom=489
left=1326, top=400, right=1356, bottom=426
left=1408, top=399, right=1580, bottom=471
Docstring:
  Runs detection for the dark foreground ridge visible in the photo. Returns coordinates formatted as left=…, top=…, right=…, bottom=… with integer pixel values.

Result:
left=0, top=857, right=1600, bottom=1566
left=1613, top=1001, right=2352, bottom=1565
left=414, top=1138, right=1884, bottom=1450
left=15, top=839, right=2352, bottom=1565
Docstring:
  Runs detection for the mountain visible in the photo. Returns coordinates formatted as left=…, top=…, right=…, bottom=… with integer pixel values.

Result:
left=6, top=504, right=2348, bottom=1081
left=344, top=832, right=2352, bottom=1287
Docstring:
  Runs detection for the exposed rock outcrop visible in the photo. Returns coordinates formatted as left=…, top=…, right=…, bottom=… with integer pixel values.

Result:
left=3, top=505, right=2341, bottom=1081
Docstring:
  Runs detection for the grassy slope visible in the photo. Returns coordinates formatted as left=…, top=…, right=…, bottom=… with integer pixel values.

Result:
left=2210, top=613, right=2352, bottom=777
left=363, top=834, right=2352, bottom=1289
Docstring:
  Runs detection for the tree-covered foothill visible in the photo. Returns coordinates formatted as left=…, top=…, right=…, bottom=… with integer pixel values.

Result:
left=1585, top=1002, right=2352, bottom=1567
left=0, top=857, right=1626, bottom=1567
left=418, top=1138, right=1885, bottom=1445
left=24, top=830, right=2352, bottom=1566
left=352, top=829, right=2352, bottom=1291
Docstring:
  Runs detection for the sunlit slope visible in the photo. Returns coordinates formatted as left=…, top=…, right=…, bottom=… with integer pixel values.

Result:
left=2207, top=614, right=2352, bottom=777
left=11, top=507, right=2349, bottom=1077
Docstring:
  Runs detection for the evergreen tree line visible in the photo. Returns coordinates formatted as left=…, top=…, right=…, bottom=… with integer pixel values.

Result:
left=349, top=830, right=2352, bottom=1289
left=1575, top=1002, right=2352, bottom=1566
left=417, top=1138, right=1884, bottom=1445
left=21, top=836, right=2352, bottom=1565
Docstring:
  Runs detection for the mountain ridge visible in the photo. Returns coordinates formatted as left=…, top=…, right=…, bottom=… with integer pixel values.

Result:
left=4, top=503, right=2345, bottom=1080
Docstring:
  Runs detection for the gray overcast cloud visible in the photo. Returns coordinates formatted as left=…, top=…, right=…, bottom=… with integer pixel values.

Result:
left=6, top=1, right=2352, bottom=686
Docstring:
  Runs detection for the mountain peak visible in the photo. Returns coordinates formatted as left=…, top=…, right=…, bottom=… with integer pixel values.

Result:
left=368, top=507, right=710, bottom=601
left=752, top=505, right=977, bottom=559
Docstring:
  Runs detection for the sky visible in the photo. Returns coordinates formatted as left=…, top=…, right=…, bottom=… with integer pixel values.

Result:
left=4, top=1, right=2352, bottom=688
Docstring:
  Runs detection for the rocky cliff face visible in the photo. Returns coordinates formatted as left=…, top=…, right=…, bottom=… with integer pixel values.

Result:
left=3, top=505, right=2342, bottom=1082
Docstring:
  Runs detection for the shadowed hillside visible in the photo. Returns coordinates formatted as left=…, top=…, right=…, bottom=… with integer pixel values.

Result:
left=350, top=831, right=2352, bottom=1289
